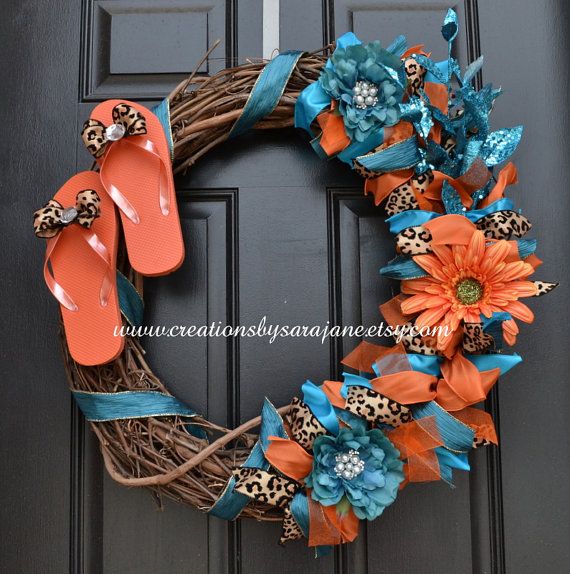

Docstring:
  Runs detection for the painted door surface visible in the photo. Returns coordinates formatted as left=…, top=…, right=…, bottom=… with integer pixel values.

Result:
left=1, top=1, right=569, bottom=573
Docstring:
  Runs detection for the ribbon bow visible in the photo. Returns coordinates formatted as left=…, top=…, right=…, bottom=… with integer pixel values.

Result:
left=34, top=190, right=111, bottom=312
left=81, top=103, right=147, bottom=158
left=33, top=190, right=100, bottom=239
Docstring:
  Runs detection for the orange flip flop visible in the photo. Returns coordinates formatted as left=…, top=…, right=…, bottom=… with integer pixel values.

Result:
left=34, top=171, right=124, bottom=366
left=81, top=100, right=184, bottom=276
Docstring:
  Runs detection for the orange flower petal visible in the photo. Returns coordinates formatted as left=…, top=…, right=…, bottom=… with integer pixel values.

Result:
left=505, top=300, right=535, bottom=323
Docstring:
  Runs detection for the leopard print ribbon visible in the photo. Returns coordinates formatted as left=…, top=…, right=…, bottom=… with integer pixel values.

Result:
left=286, top=397, right=327, bottom=450
left=395, top=210, right=533, bottom=255
left=81, top=103, right=147, bottom=159
left=232, top=468, right=298, bottom=508
left=33, top=190, right=100, bottom=239
left=345, top=385, right=412, bottom=427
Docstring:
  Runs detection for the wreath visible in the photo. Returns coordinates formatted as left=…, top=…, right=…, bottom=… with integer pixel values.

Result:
left=34, top=9, right=558, bottom=552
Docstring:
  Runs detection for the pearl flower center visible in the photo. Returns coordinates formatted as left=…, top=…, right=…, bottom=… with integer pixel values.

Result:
left=334, top=449, right=365, bottom=480
left=456, top=278, right=483, bottom=305
left=352, top=81, right=379, bottom=110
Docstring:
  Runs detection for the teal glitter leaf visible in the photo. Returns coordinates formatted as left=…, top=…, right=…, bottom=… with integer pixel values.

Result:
left=481, top=126, right=524, bottom=167
left=442, top=180, right=466, bottom=214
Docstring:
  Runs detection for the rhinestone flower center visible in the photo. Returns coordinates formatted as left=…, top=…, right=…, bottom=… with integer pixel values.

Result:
left=456, top=278, right=483, bottom=305
left=352, top=81, right=379, bottom=110
left=60, top=207, right=78, bottom=225
left=105, top=123, right=126, bottom=141
left=334, top=449, right=365, bottom=480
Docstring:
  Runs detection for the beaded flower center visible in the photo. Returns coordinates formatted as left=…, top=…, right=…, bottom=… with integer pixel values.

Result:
left=455, top=278, right=483, bottom=305
left=334, top=449, right=365, bottom=480
left=352, top=81, right=379, bottom=110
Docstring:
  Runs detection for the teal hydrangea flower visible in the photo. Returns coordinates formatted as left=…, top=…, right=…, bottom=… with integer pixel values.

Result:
left=320, top=41, right=405, bottom=143
left=305, top=427, right=404, bottom=521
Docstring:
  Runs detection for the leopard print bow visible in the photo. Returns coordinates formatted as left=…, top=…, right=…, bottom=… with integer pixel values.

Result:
left=33, top=190, right=100, bottom=238
left=81, top=103, right=147, bottom=159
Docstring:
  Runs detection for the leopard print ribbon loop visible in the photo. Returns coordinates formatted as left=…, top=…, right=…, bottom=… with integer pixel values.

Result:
left=81, top=103, right=147, bottom=158
left=286, top=397, right=327, bottom=450
left=232, top=468, right=298, bottom=508
left=33, top=190, right=101, bottom=239
left=395, top=210, right=533, bottom=255
left=345, top=385, right=412, bottom=427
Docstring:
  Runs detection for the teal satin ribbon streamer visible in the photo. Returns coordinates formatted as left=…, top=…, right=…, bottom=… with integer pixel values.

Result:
left=229, top=51, right=303, bottom=138
left=72, top=390, right=198, bottom=422
left=208, top=399, right=287, bottom=520
left=386, top=198, right=515, bottom=234
left=151, top=98, right=174, bottom=160
left=436, top=447, right=469, bottom=483
left=302, top=380, right=339, bottom=435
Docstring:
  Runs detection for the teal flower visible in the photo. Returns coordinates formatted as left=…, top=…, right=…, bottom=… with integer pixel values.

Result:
left=306, top=427, right=404, bottom=521
left=319, top=40, right=405, bottom=143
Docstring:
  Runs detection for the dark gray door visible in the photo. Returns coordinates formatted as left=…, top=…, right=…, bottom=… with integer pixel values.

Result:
left=2, top=1, right=569, bottom=573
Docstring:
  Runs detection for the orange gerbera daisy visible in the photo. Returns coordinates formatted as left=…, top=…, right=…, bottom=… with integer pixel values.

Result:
left=400, top=229, right=537, bottom=355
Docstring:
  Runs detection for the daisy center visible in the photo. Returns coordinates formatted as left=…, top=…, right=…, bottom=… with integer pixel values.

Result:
left=455, top=278, right=483, bottom=305
left=352, top=81, right=379, bottom=109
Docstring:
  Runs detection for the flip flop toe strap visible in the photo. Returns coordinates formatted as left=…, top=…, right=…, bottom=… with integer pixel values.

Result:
left=100, top=137, right=170, bottom=224
left=44, top=229, right=114, bottom=312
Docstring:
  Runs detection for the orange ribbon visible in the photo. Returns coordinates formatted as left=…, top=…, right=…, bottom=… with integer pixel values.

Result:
left=307, top=494, right=360, bottom=547
left=388, top=416, right=443, bottom=484
left=265, top=436, right=314, bottom=482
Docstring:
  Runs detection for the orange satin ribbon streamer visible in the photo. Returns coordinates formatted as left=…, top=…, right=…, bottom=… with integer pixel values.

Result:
left=307, top=493, right=360, bottom=547
left=436, top=352, right=501, bottom=411
left=316, top=103, right=351, bottom=156
left=265, top=436, right=313, bottom=482
left=370, top=371, right=438, bottom=404
left=339, top=340, right=502, bottom=411
left=423, top=214, right=477, bottom=245
left=388, top=416, right=443, bottom=483
left=364, top=169, right=414, bottom=205
left=321, top=380, right=345, bottom=408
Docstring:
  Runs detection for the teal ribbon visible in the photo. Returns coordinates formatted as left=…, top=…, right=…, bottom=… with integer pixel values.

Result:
left=72, top=390, right=198, bottom=422
left=151, top=98, right=174, bottom=160
left=301, top=380, right=339, bottom=435
left=412, top=401, right=474, bottom=453
left=379, top=254, right=427, bottom=279
left=208, top=399, right=287, bottom=520
left=386, top=198, right=516, bottom=234
left=355, top=136, right=422, bottom=173
left=116, top=271, right=144, bottom=328
left=229, top=51, right=303, bottom=138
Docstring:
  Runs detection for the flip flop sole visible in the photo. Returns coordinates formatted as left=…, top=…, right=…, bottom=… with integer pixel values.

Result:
left=51, top=171, right=124, bottom=365
left=91, top=99, right=185, bottom=277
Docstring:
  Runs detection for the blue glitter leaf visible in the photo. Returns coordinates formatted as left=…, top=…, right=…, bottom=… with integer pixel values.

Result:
left=462, top=56, right=484, bottom=85
left=442, top=8, right=459, bottom=42
left=442, top=180, right=466, bottom=214
left=399, top=97, right=433, bottom=140
left=481, top=126, right=524, bottom=167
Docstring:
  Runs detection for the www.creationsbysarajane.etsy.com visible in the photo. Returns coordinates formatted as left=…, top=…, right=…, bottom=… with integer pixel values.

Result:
left=114, top=316, right=450, bottom=345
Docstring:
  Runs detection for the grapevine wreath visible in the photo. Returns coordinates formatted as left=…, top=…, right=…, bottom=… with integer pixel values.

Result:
left=34, top=9, right=558, bottom=551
